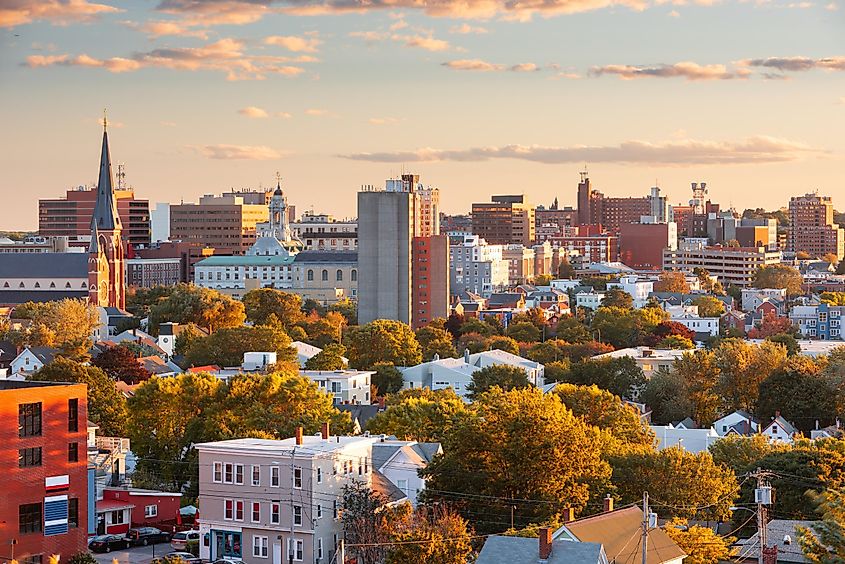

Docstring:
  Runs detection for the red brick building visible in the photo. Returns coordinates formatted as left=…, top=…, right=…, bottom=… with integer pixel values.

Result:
left=0, top=381, right=89, bottom=564
left=619, top=223, right=676, bottom=269
left=98, top=488, right=182, bottom=532
left=412, top=234, right=450, bottom=329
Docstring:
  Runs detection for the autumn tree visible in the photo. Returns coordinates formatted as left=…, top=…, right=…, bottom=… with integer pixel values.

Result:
left=11, top=299, right=100, bottom=358
left=183, top=324, right=296, bottom=368
left=458, top=318, right=496, bottom=337
left=242, top=288, right=305, bottom=328
left=33, top=358, right=127, bottom=435
left=466, top=365, right=532, bottom=399
left=664, top=518, right=734, bottom=564
left=708, top=434, right=789, bottom=476
left=415, top=326, right=457, bottom=361
left=304, top=343, right=347, bottom=370
left=524, top=339, right=569, bottom=364
left=747, top=311, right=797, bottom=339
left=488, top=336, right=520, bottom=355
left=148, top=284, right=245, bottom=334
left=297, top=310, right=346, bottom=348
left=753, top=264, right=804, bottom=296
left=559, top=340, right=614, bottom=362
left=715, top=339, right=787, bottom=413
left=125, top=285, right=175, bottom=317
left=328, top=298, right=358, bottom=325
left=820, top=292, right=845, bottom=306
left=799, top=490, right=845, bottom=563
left=692, top=296, right=726, bottom=318
left=642, top=321, right=695, bottom=347
left=611, top=447, right=738, bottom=521
left=456, top=332, right=488, bottom=354
left=385, top=505, right=473, bottom=564
left=367, top=388, right=471, bottom=442
left=654, top=271, right=691, bottom=293
left=558, top=357, right=645, bottom=400
left=672, top=349, right=722, bottom=426
left=592, top=307, right=666, bottom=349
left=371, top=362, right=404, bottom=396
left=505, top=321, right=541, bottom=343
left=340, top=481, right=392, bottom=564
left=421, top=388, right=611, bottom=532
left=756, top=356, right=836, bottom=435
left=600, top=288, right=633, bottom=309
left=543, top=360, right=572, bottom=382
left=92, top=344, right=152, bottom=384
left=344, top=319, right=422, bottom=369
left=554, top=316, right=592, bottom=343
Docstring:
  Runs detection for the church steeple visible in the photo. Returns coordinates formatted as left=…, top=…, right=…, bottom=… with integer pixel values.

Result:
left=92, top=114, right=121, bottom=231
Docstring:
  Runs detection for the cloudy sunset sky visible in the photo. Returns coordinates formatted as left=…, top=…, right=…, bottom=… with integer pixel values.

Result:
left=0, top=0, right=843, bottom=229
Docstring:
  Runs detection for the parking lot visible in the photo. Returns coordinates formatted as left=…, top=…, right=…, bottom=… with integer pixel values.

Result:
left=91, top=543, right=177, bottom=564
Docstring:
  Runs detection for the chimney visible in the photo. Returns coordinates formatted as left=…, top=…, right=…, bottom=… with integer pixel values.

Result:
left=603, top=495, right=614, bottom=513
left=561, top=507, right=575, bottom=523
left=538, top=527, right=553, bottom=560
left=321, top=422, right=330, bottom=440
left=464, top=348, right=470, bottom=363
left=775, top=410, right=781, bottom=419
left=295, top=426, right=303, bottom=445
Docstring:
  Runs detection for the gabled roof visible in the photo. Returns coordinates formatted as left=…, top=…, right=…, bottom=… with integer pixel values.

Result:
left=477, top=536, right=606, bottom=564
left=371, top=469, right=407, bottom=504
left=18, top=346, right=58, bottom=365
left=564, top=507, right=685, bottom=564
left=764, top=415, right=798, bottom=436
left=138, top=355, right=180, bottom=375
left=336, top=404, right=380, bottom=430
left=0, top=253, right=88, bottom=279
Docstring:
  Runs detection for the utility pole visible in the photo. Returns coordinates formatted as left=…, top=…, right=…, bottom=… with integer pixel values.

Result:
left=641, top=491, right=649, bottom=564
left=340, top=539, right=345, bottom=564
left=753, top=467, right=773, bottom=564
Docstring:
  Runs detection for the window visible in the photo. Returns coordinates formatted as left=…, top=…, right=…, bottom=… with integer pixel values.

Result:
left=316, top=504, right=322, bottom=519
left=224, top=463, right=234, bottom=483
left=294, top=468, right=302, bottom=489
left=358, top=458, right=362, bottom=476
left=224, top=500, right=233, bottom=520
left=68, top=442, right=79, bottom=463
left=271, top=466, right=280, bottom=487
left=22, top=557, right=42, bottom=564
left=287, top=539, right=303, bottom=562
left=336, top=270, right=343, bottom=281
left=351, top=270, right=357, bottom=281
left=235, top=500, right=244, bottom=521
left=321, top=269, right=328, bottom=281
left=19, top=403, right=42, bottom=437
left=213, top=462, right=223, bottom=483
left=333, top=500, right=338, bottom=519
left=145, top=504, right=158, bottom=518
left=111, top=510, right=124, bottom=524
left=252, top=536, right=268, bottom=558
left=68, top=499, right=79, bottom=528
left=68, top=399, right=78, bottom=432
left=307, top=269, right=314, bottom=281
left=252, top=502, right=260, bottom=523
left=318, top=539, right=323, bottom=560
left=270, top=503, right=280, bottom=524
left=293, top=505, right=302, bottom=526
left=19, top=447, right=42, bottom=468
left=316, top=467, right=322, bottom=484
left=235, top=464, right=244, bottom=485
left=252, top=465, right=260, bottom=486
left=19, top=503, right=42, bottom=533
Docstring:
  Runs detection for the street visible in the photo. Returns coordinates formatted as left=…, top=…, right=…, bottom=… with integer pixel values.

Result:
left=91, top=543, right=176, bottom=564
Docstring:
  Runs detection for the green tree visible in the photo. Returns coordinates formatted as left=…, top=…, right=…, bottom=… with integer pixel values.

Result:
left=554, top=316, right=592, bottom=344
left=344, top=320, right=422, bottom=369
left=371, top=362, right=404, bottom=396
left=304, top=343, right=348, bottom=370
left=328, top=298, right=358, bottom=325
left=415, top=326, right=457, bottom=361
left=127, top=372, right=224, bottom=491
left=664, top=518, right=734, bottom=564
left=183, top=324, right=296, bottom=368
left=756, top=356, right=835, bottom=435
left=242, top=288, right=305, bottom=328
left=560, top=341, right=615, bottom=362
left=456, top=332, right=488, bottom=354
left=611, top=447, right=738, bottom=521
left=592, top=307, right=666, bottom=349
left=367, top=388, right=471, bottom=442
left=640, top=368, right=693, bottom=426
left=753, top=264, right=804, bottom=296
left=148, top=284, right=245, bottom=334
left=708, top=434, right=789, bottom=476
left=543, top=360, right=571, bottom=382
left=559, top=357, right=645, bottom=400
left=92, top=344, right=152, bottom=384
left=715, top=339, right=787, bottom=413
left=766, top=333, right=800, bottom=356
left=421, top=388, right=611, bottom=532
left=466, top=365, right=532, bottom=399
left=799, top=489, right=845, bottom=563
left=600, top=288, right=633, bottom=309
left=553, top=383, right=655, bottom=455
left=33, top=358, right=127, bottom=435
left=654, top=271, right=691, bottom=293
left=173, top=323, right=205, bottom=357
left=212, top=370, right=353, bottom=439
left=505, top=321, right=541, bottom=343
left=487, top=336, right=520, bottom=355
left=125, top=285, right=175, bottom=318
left=672, top=349, right=721, bottom=426
left=11, top=299, right=100, bottom=358
left=692, top=296, right=726, bottom=318
left=458, top=317, right=496, bottom=337
left=524, top=339, right=568, bottom=364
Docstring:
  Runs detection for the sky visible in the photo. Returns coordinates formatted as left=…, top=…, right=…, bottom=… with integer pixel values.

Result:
left=0, top=0, right=843, bottom=230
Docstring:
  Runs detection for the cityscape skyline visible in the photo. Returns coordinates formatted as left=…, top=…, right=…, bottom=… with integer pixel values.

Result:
left=1, top=0, right=844, bottom=229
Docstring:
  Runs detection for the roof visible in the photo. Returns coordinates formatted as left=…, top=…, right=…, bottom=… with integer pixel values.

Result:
left=187, top=365, right=222, bottom=373
left=293, top=250, right=358, bottom=263
left=96, top=499, right=134, bottom=512
left=196, top=254, right=295, bottom=267
left=741, top=519, right=816, bottom=563
left=372, top=442, right=425, bottom=472
left=0, top=340, right=18, bottom=366
left=138, top=355, right=180, bottom=375
left=765, top=416, right=798, bottom=436
left=0, top=253, right=88, bottom=279
left=336, top=404, right=381, bottom=429
left=19, top=346, right=58, bottom=365
left=565, top=507, right=685, bottom=564
left=371, top=469, right=408, bottom=504
left=477, top=536, right=606, bottom=564
left=196, top=435, right=376, bottom=455
left=469, top=349, right=541, bottom=370
left=92, top=129, right=121, bottom=231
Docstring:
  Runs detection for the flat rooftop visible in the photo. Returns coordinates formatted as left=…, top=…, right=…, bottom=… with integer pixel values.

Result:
left=0, top=380, right=75, bottom=390
left=196, top=435, right=376, bottom=456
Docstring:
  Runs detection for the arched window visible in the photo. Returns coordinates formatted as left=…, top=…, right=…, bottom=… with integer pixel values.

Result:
left=19, top=282, right=25, bottom=288
left=81, top=282, right=87, bottom=288
left=3, top=282, right=8, bottom=288
left=50, top=282, right=55, bottom=288
left=34, top=282, right=40, bottom=288
left=336, top=270, right=343, bottom=281
left=351, top=269, right=357, bottom=282
left=307, top=269, right=314, bottom=281
left=65, top=282, right=71, bottom=288
left=321, top=269, right=328, bottom=281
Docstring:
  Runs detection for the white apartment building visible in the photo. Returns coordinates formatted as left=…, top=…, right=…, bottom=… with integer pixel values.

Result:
left=575, top=290, right=605, bottom=311
left=290, top=214, right=358, bottom=252
left=301, top=370, right=373, bottom=405
left=449, top=235, right=509, bottom=298
left=371, top=438, right=441, bottom=506
left=593, top=347, right=691, bottom=379
left=670, top=312, right=720, bottom=338
left=606, top=275, right=654, bottom=308
left=196, top=428, right=376, bottom=564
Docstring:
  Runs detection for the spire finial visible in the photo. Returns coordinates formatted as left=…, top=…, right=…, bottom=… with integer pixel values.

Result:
left=103, top=108, right=108, bottom=131
left=275, top=170, right=281, bottom=188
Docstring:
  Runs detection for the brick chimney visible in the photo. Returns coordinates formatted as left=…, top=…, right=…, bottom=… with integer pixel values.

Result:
left=603, top=494, right=614, bottom=513
left=321, top=421, right=330, bottom=440
left=295, top=426, right=303, bottom=445
left=561, top=507, right=575, bottom=523
left=538, top=527, right=553, bottom=560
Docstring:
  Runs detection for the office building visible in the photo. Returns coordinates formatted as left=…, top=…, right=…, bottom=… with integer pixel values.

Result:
left=502, top=244, right=536, bottom=285
left=290, top=213, right=357, bottom=252
left=618, top=222, right=677, bottom=269
left=412, top=234, right=449, bottom=328
left=449, top=235, right=509, bottom=298
left=575, top=172, right=652, bottom=233
left=125, top=257, right=182, bottom=288
left=788, top=193, right=845, bottom=259
left=663, top=241, right=781, bottom=287
left=472, top=195, right=535, bottom=246
left=0, top=381, right=90, bottom=562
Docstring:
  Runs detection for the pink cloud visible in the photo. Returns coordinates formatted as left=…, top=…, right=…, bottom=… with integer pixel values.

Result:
left=1, top=0, right=121, bottom=28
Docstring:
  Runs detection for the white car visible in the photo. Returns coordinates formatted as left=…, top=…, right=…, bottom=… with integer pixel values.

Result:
left=170, top=530, right=200, bottom=551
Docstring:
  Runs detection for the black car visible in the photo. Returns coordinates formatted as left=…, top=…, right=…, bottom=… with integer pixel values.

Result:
left=89, top=534, right=130, bottom=553
left=128, top=527, right=171, bottom=546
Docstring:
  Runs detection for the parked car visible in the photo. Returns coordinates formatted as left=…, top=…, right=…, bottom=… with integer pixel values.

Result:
left=171, top=530, right=200, bottom=551
left=128, top=527, right=171, bottom=546
left=211, top=559, right=245, bottom=564
left=89, top=534, right=130, bottom=553
left=152, top=552, right=202, bottom=564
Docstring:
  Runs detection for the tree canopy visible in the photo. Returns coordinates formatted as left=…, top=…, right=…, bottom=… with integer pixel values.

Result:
left=654, top=271, right=691, bottom=294
left=183, top=324, right=296, bottom=368
left=148, top=284, right=245, bottom=334
left=10, top=299, right=100, bottom=358
left=415, top=326, right=458, bottom=361
left=242, top=288, right=305, bottom=328
left=367, top=388, right=471, bottom=442
left=466, top=365, right=532, bottom=399
left=344, top=319, right=422, bottom=369
left=753, top=264, right=804, bottom=296
left=92, top=344, right=152, bottom=384
left=557, top=357, right=645, bottom=400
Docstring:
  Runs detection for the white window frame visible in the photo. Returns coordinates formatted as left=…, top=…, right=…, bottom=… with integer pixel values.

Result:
left=224, top=462, right=234, bottom=484
left=235, top=500, right=244, bottom=522
left=144, top=504, right=158, bottom=518
left=224, top=499, right=233, bottom=521
left=271, top=503, right=280, bottom=525
left=294, top=468, right=302, bottom=489
left=235, top=464, right=244, bottom=485
left=316, top=467, right=322, bottom=484
left=251, top=501, right=261, bottom=523
left=293, top=505, right=302, bottom=526
left=316, top=504, right=322, bottom=519
left=271, top=466, right=280, bottom=487
left=287, top=539, right=304, bottom=562
left=253, top=535, right=268, bottom=559
left=318, top=538, right=323, bottom=560
left=251, top=465, right=260, bottom=486
left=213, top=461, right=223, bottom=483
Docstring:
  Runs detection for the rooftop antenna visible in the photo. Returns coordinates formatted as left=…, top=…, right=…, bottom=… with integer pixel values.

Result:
left=102, top=108, right=108, bottom=131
